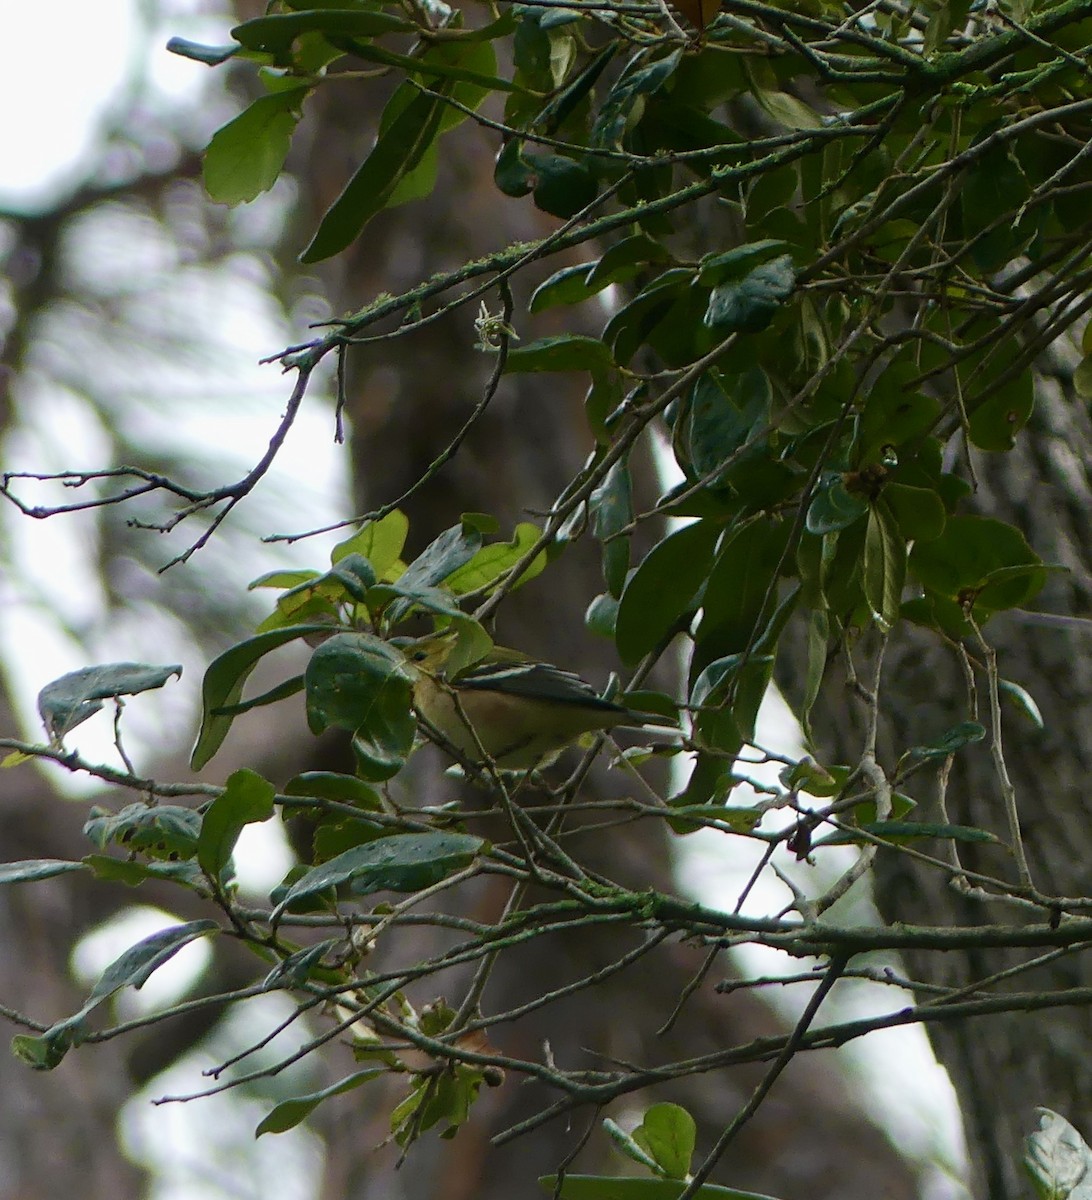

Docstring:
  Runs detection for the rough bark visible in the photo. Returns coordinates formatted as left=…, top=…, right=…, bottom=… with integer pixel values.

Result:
left=788, top=352, right=1092, bottom=1198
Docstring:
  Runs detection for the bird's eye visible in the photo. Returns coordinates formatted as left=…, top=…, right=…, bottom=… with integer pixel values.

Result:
left=411, top=649, right=428, bottom=662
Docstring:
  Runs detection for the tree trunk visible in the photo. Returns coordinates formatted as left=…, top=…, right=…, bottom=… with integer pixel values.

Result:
left=790, top=354, right=1092, bottom=1198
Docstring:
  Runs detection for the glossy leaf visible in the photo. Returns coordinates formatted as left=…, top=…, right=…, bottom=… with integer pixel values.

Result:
left=616, top=519, right=720, bottom=665
left=192, top=624, right=333, bottom=770
left=272, top=832, right=485, bottom=916
left=304, top=633, right=415, bottom=779
left=38, top=661, right=181, bottom=741
left=197, top=769, right=276, bottom=882
left=704, top=256, right=795, bottom=334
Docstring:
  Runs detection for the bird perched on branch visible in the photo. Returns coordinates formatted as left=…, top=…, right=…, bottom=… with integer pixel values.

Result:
left=402, top=633, right=677, bottom=771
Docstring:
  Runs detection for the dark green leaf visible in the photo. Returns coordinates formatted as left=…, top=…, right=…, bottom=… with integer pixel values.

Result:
left=231, top=9, right=415, bottom=54
left=301, top=84, right=447, bottom=262
left=83, top=856, right=206, bottom=890
left=284, top=771, right=383, bottom=809
left=906, top=722, right=986, bottom=761
left=703, top=256, right=795, bottom=334
left=882, top=482, right=946, bottom=542
left=272, top=832, right=485, bottom=916
left=204, top=88, right=309, bottom=205
left=593, top=49, right=683, bottom=148
left=14, top=920, right=218, bottom=1070
left=586, top=233, right=671, bottom=290
left=0, top=860, right=87, bottom=885
left=591, top=459, right=632, bottom=598
left=304, top=633, right=415, bottom=780
left=816, top=821, right=998, bottom=847
left=166, top=37, right=239, bottom=65
left=504, top=334, right=614, bottom=376
left=397, top=520, right=486, bottom=593
left=909, top=516, right=1046, bottom=613
left=38, top=662, right=182, bottom=741
left=256, top=1069, right=384, bottom=1136
left=84, top=804, right=202, bottom=859
left=192, top=624, right=333, bottom=770
left=197, top=769, right=276, bottom=882
left=863, top=502, right=905, bottom=630
left=524, top=152, right=598, bottom=219
left=697, top=241, right=789, bottom=287
left=696, top=518, right=790, bottom=658
left=529, top=262, right=601, bottom=313
left=616, top=520, right=719, bottom=665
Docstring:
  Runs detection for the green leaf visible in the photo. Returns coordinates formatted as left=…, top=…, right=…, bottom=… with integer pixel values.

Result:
left=684, top=369, right=770, bottom=487
left=633, top=1104, right=696, bottom=1181
left=703, top=256, right=795, bottom=334
left=204, top=88, right=309, bottom=205
left=806, top=477, right=868, bottom=535
left=443, top=523, right=547, bottom=594
left=13, top=920, right=218, bottom=1070
left=0, top=860, right=87, bottom=885
left=905, top=721, right=986, bottom=761
left=283, top=771, right=383, bottom=809
left=231, top=9, right=415, bottom=55
left=396, top=520, right=486, bottom=594
left=697, top=240, right=788, bottom=287
left=604, top=1120, right=665, bottom=1175
left=301, top=84, right=448, bottom=262
left=83, top=856, right=206, bottom=890
left=503, top=334, right=614, bottom=376
left=272, top=832, right=485, bottom=917
left=909, top=515, right=1046, bottom=613
left=192, top=624, right=333, bottom=770
left=616, top=520, right=720, bottom=665
left=967, top=365, right=1034, bottom=453
left=586, top=233, right=671, bottom=290
left=586, top=592, right=619, bottom=638
left=593, top=49, right=683, bottom=148
left=332, top=510, right=409, bottom=577
left=165, top=37, right=238, bottom=65
left=38, top=662, right=182, bottom=741
left=197, top=769, right=276, bottom=882
left=863, top=503, right=905, bottom=630
left=304, top=633, right=415, bottom=780
left=540, top=1176, right=781, bottom=1200
left=696, top=518, right=790, bottom=657
left=84, top=804, right=202, bottom=859
left=816, top=821, right=998, bottom=847
left=1074, top=355, right=1092, bottom=400
left=524, top=152, right=598, bottom=219
left=256, top=1069, right=384, bottom=1136
left=591, top=459, right=632, bottom=598
left=882, top=482, right=946, bottom=542
left=999, top=678, right=1044, bottom=729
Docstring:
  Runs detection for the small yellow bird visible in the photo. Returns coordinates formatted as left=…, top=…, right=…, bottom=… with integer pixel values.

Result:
left=403, top=634, right=676, bottom=771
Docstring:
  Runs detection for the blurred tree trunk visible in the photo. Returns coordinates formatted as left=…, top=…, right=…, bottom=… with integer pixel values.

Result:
left=785, top=358, right=1092, bottom=1198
